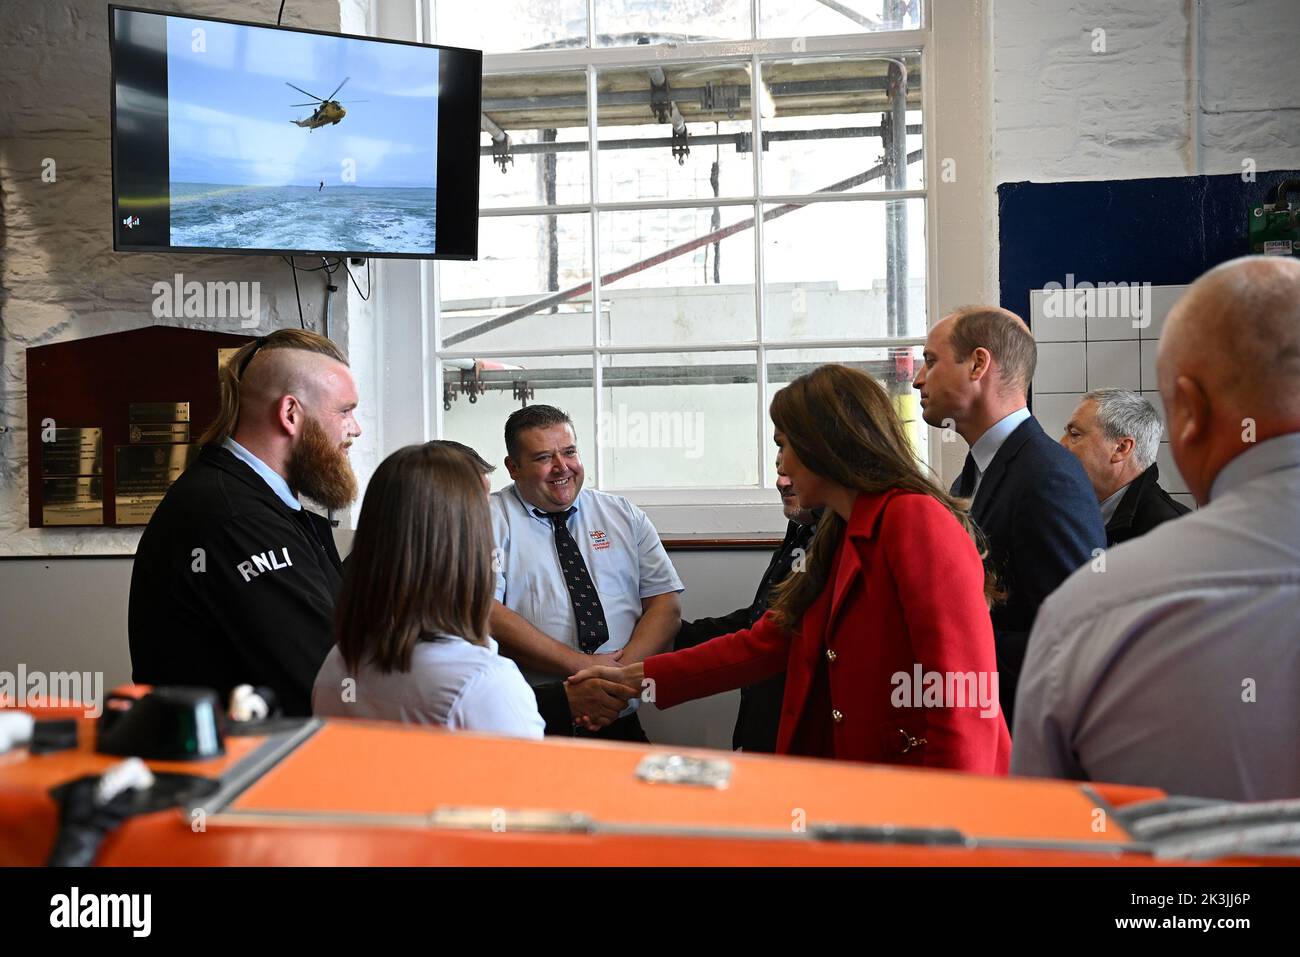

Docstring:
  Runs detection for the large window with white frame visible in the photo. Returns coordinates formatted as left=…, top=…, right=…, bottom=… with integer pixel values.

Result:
left=432, top=1, right=929, bottom=518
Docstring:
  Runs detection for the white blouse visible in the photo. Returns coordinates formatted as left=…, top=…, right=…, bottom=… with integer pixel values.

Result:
left=312, top=635, right=544, bottom=739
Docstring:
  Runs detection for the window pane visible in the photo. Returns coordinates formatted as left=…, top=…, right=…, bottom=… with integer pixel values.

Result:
left=481, top=71, right=591, bottom=208
left=596, top=62, right=756, bottom=202
left=597, top=205, right=757, bottom=346
left=759, top=0, right=921, bottom=38
left=757, top=55, right=922, bottom=195
left=594, top=0, right=752, bottom=46
left=441, top=354, right=596, bottom=492
left=440, top=213, right=593, bottom=352
left=434, top=0, right=588, bottom=53
left=762, top=345, right=927, bottom=487
left=762, top=197, right=925, bottom=340
left=601, top=350, right=759, bottom=488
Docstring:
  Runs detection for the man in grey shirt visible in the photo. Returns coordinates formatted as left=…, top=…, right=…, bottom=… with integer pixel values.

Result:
left=1012, top=255, right=1300, bottom=801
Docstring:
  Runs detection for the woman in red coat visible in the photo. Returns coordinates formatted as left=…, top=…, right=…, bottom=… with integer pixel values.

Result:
left=571, top=364, right=1010, bottom=773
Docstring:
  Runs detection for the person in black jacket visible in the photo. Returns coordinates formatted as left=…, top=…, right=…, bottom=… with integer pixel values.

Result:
left=128, top=330, right=361, bottom=716
left=913, top=306, right=1106, bottom=727
left=1059, top=389, right=1191, bottom=546
left=673, top=474, right=817, bottom=753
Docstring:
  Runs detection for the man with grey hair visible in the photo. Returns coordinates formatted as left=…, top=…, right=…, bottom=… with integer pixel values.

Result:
left=1013, top=256, right=1300, bottom=801
left=1059, top=389, right=1189, bottom=546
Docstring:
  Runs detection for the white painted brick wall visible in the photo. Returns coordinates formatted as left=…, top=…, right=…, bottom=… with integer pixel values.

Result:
left=994, top=0, right=1300, bottom=184
left=0, top=0, right=352, bottom=556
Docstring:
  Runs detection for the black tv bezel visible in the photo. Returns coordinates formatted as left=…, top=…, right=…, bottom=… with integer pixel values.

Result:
left=108, top=3, right=481, bottom=262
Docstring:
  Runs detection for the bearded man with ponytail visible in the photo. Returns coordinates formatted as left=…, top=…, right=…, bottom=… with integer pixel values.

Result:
left=571, top=364, right=1010, bottom=772
left=129, top=329, right=361, bottom=716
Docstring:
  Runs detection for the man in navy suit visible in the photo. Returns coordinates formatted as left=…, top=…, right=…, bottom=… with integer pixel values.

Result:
left=913, top=306, right=1106, bottom=727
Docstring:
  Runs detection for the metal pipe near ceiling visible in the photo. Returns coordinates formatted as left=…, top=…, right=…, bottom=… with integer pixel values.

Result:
left=813, top=0, right=881, bottom=29
left=443, top=148, right=924, bottom=347
left=647, top=66, right=687, bottom=135
left=457, top=359, right=904, bottom=391
left=477, top=124, right=925, bottom=158
left=481, top=112, right=507, bottom=142
left=482, top=75, right=907, bottom=114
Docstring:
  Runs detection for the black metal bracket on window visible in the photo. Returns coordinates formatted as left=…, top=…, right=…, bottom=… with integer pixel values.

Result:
left=512, top=380, right=534, bottom=407
left=650, top=77, right=673, bottom=124
left=492, top=133, right=514, bottom=173
left=672, top=125, right=690, bottom=165
left=734, top=131, right=770, bottom=155
left=700, top=82, right=741, bottom=120
left=460, top=366, right=487, bottom=404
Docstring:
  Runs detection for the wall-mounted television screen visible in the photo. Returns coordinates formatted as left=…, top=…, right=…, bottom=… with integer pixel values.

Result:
left=110, top=5, right=481, bottom=260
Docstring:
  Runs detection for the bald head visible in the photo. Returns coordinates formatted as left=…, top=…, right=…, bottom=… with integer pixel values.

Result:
left=1157, top=256, right=1300, bottom=503
left=1159, top=256, right=1300, bottom=418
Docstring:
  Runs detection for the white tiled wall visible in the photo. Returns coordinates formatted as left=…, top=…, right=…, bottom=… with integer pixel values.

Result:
left=1029, top=283, right=1195, bottom=510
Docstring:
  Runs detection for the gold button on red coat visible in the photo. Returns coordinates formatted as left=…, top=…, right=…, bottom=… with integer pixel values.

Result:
left=825, top=648, right=837, bottom=662
left=831, top=709, right=843, bottom=723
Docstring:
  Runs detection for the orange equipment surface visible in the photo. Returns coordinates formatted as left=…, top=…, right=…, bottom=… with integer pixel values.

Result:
left=0, top=711, right=1290, bottom=867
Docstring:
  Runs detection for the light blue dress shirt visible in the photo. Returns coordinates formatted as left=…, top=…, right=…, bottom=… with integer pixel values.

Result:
left=491, top=483, right=684, bottom=689
left=223, top=437, right=301, bottom=511
left=1012, top=432, right=1300, bottom=801
left=312, top=635, right=544, bottom=739
left=968, top=406, right=1031, bottom=499
left=1098, top=484, right=1128, bottom=524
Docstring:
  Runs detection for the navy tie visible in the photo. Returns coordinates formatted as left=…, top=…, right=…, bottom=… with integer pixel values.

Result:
left=953, top=452, right=980, bottom=499
left=537, top=507, right=609, bottom=654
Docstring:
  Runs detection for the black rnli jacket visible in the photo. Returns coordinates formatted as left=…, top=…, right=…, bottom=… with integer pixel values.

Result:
left=128, top=444, right=343, bottom=716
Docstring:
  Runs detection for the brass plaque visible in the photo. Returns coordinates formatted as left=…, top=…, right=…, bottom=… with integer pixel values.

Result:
left=40, top=427, right=103, bottom=477
left=128, top=401, right=190, bottom=424
left=114, top=443, right=200, bottom=525
left=129, top=422, right=191, bottom=444
left=42, top=476, right=104, bottom=526
left=217, top=347, right=240, bottom=372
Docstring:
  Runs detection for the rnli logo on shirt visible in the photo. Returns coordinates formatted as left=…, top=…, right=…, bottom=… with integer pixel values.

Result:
left=236, top=547, right=293, bottom=582
left=589, top=529, right=611, bottom=550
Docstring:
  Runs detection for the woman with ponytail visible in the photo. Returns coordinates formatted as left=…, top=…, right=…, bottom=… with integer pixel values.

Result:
left=571, top=364, right=1010, bottom=773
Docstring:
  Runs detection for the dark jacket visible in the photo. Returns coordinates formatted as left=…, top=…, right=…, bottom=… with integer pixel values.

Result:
left=1106, top=463, right=1191, bottom=546
left=675, top=519, right=817, bottom=753
left=952, top=415, right=1106, bottom=728
left=128, top=444, right=343, bottom=716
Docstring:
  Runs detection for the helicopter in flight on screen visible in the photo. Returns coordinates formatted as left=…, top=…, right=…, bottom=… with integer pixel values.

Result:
left=287, top=77, right=368, bottom=130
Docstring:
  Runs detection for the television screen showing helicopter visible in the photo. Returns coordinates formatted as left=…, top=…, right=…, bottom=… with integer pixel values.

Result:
left=110, top=7, right=482, bottom=260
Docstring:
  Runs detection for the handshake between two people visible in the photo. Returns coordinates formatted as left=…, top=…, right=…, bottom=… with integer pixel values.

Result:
left=564, top=651, right=648, bottom=732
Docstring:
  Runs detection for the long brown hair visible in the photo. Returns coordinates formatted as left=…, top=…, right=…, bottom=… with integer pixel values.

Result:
left=200, top=329, right=348, bottom=445
left=334, top=443, right=495, bottom=674
left=766, top=364, right=999, bottom=629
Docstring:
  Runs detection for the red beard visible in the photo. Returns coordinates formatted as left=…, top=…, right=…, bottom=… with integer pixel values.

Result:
left=286, top=415, right=357, bottom=510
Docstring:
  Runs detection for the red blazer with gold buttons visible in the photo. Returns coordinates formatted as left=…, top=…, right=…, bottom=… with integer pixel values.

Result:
left=643, top=489, right=1011, bottom=774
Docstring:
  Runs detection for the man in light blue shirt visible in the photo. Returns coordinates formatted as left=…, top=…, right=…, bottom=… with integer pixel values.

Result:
left=1013, top=257, right=1300, bottom=800
left=489, top=405, right=684, bottom=742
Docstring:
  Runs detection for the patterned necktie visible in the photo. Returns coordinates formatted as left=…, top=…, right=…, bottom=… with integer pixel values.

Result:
left=537, top=507, right=609, bottom=654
